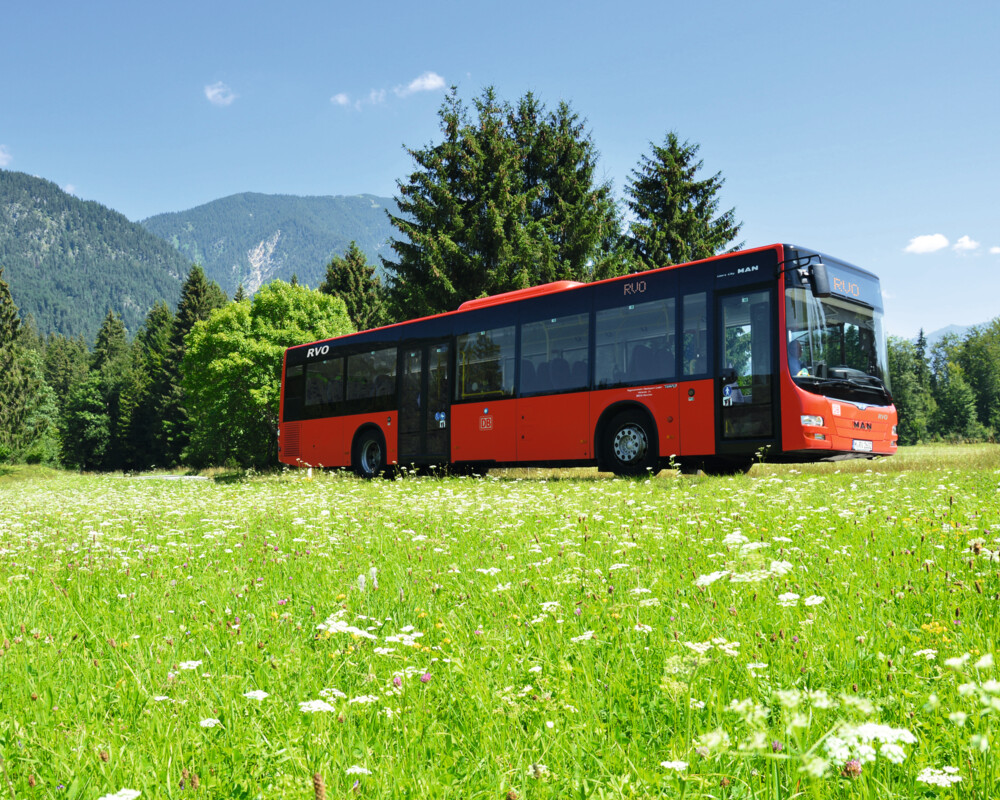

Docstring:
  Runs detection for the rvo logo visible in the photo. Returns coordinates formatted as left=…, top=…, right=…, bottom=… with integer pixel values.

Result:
left=306, top=345, right=330, bottom=358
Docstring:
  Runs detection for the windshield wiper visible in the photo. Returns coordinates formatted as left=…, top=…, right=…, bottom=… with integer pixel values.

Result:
left=795, top=374, right=892, bottom=403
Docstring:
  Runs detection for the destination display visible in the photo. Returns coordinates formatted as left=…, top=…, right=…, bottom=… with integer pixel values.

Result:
left=825, top=264, right=882, bottom=309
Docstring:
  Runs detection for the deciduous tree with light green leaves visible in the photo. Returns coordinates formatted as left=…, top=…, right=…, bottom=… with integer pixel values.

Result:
left=182, top=280, right=353, bottom=468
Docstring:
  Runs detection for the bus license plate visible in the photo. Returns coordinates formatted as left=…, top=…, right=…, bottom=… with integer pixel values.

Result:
left=852, top=439, right=873, bottom=452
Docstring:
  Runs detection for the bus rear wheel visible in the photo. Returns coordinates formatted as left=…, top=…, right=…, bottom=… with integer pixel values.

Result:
left=603, top=409, right=659, bottom=477
left=353, top=429, right=386, bottom=479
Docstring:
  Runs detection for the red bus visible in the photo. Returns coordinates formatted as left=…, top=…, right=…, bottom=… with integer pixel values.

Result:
left=278, top=244, right=897, bottom=477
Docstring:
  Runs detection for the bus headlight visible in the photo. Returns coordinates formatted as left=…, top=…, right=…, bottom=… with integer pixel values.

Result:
left=800, top=415, right=824, bottom=427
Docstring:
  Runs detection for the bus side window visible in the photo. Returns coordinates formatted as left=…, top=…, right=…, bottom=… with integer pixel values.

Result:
left=595, top=297, right=675, bottom=387
left=456, top=326, right=515, bottom=400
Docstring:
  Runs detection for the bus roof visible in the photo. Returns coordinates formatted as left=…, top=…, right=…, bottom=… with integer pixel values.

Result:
left=287, top=243, right=802, bottom=354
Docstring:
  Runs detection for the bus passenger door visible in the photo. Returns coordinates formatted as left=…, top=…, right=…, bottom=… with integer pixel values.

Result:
left=716, top=289, right=778, bottom=454
left=398, top=340, right=451, bottom=466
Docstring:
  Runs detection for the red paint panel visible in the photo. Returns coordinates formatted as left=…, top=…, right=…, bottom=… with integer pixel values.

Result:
left=677, top=379, right=715, bottom=456
left=517, top=394, right=590, bottom=462
left=279, top=413, right=397, bottom=469
left=451, top=399, right=517, bottom=463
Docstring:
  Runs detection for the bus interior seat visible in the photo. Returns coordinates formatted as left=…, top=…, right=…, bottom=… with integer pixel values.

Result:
left=549, top=357, right=570, bottom=390
left=519, top=359, right=536, bottom=394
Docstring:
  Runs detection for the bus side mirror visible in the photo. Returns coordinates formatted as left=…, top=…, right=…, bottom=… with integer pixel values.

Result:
left=810, top=261, right=831, bottom=297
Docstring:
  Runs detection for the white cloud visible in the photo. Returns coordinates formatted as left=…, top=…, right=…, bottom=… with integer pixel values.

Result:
left=953, top=235, right=980, bottom=252
left=331, top=93, right=351, bottom=107
left=368, top=88, right=386, bottom=105
left=0, top=145, right=12, bottom=167
left=903, top=233, right=949, bottom=254
left=395, top=71, right=446, bottom=97
left=990, top=246, right=1000, bottom=255
left=63, top=184, right=76, bottom=195
left=204, top=81, right=237, bottom=107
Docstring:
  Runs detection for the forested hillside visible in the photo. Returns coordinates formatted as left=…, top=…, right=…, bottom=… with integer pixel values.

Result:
left=141, top=193, right=396, bottom=296
left=0, top=170, right=190, bottom=339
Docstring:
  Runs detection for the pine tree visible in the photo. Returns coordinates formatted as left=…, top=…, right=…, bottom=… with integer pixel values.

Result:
left=61, top=373, right=110, bottom=470
left=383, top=87, right=624, bottom=320
left=512, top=96, right=623, bottom=282
left=625, top=133, right=743, bottom=270
left=887, top=336, right=936, bottom=444
left=120, top=301, right=175, bottom=469
left=0, top=267, right=26, bottom=461
left=158, top=265, right=227, bottom=466
left=319, top=242, right=384, bottom=331
left=91, top=310, right=128, bottom=371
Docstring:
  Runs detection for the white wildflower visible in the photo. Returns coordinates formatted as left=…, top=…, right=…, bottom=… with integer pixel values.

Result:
left=299, top=699, right=337, bottom=713
left=916, top=767, right=962, bottom=787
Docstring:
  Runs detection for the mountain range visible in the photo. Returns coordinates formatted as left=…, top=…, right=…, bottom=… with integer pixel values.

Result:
left=0, top=170, right=190, bottom=339
left=0, top=169, right=397, bottom=340
left=141, top=192, right=397, bottom=297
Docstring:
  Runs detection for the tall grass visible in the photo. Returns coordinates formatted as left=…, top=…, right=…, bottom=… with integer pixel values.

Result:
left=0, top=446, right=997, bottom=798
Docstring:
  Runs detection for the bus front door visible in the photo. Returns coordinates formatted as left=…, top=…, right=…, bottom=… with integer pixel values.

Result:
left=715, top=289, right=779, bottom=461
left=398, top=340, right=451, bottom=466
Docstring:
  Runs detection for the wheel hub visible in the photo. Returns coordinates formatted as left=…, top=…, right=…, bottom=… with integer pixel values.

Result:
left=361, top=441, right=382, bottom=473
left=613, top=424, right=647, bottom=464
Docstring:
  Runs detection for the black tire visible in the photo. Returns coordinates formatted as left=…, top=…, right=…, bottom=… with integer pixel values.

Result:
left=602, top=409, right=660, bottom=477
left=451, top=462, right=490, bottom=477
left=700, top=456, right=754, bottom=476
left=352, top=428, right=387, bottom=479
left=678, top=459, right=704, bottom=475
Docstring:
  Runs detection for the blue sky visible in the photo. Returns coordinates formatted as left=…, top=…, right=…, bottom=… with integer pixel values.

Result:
left=1, top=0, right=997, bottom=337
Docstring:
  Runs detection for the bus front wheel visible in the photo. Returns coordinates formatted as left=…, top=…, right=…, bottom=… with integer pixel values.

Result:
left=603, top=410, right=659, bottom=477
left=353, top=429, right=387, bottom=479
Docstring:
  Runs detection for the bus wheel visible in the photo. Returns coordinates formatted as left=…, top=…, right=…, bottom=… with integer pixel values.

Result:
left=701, top=456, right=754, bottom=476
left=353, top=429, right=386, bottom=479
left=604, top=410, right=659, bottom=477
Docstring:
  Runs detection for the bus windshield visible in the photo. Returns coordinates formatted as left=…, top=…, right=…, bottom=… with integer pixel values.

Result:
left=785, top=286, right=891, bottom=406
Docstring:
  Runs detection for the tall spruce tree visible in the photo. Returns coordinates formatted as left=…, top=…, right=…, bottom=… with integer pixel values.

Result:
left=120, top=301, right=176, bottom=469
left=85, top=310, right=133, bottom=470
left=512, top=95, right=623, bottom=282
left=384, top=87, right=623, bottom=320
left=0, top=267, right=27, bottom=461
left=319, top=242, right=385, bottom=331
left=158, top=265, right=227, bottom=466
left=887, top=336, right=936, bottom=444
left=625, top=133, right=743, bottom=270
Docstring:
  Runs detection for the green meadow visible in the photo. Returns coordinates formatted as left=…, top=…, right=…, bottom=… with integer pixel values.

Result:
left=1, top=445, right=999, bottom=799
